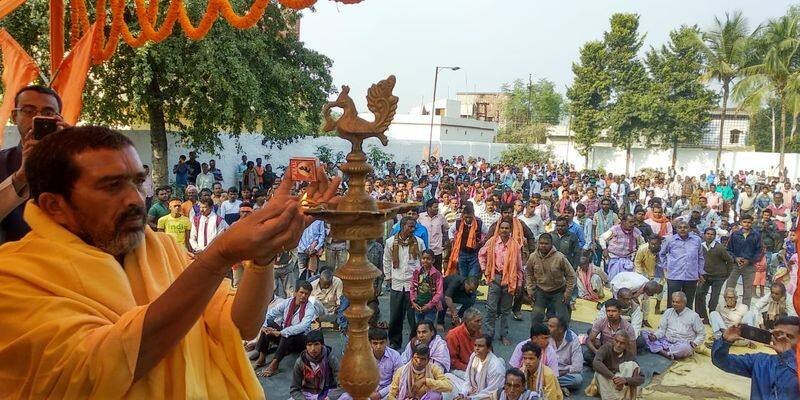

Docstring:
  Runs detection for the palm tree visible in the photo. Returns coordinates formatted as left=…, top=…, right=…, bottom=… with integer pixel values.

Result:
left=734, top=14, right=800, bottom=174
left=697, top=11, right=750, bottom=172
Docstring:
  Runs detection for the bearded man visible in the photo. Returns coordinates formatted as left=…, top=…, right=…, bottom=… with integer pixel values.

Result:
left=0, top=126, right=339, bottom=398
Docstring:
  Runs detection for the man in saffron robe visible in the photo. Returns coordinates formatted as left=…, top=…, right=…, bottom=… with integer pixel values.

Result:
left=0, top=126, right=340, bottom=398
left=599, top=214, right=644, bottom=281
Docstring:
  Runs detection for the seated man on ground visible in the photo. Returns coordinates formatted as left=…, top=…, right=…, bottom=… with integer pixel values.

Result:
left=752, top=282, right=789, bottom=329
left=289, top=330, right=343, bottom=400
left=546, top=316, right=584, bottom=395
left=589, top=331, right=644, bottom=400
left=445, top=334, right=505, bottom=400
left=585, top=299, right=637, bottom=362
left=438, top=275, right=479, bottom=331
left=402, top=321, right=451, bottom=373
left=509, top=323, right=558, bottom=376
left=597, top=288, right=643, bottom=338
left=311, top=268, right=343, bottom=325
left=445, top=307, right=483, bottom=376
left=388, top=344, right=453, bottom=400
left=518, top=342, right=563, bottom=400
left=256, top=281, right=317, bottom=377
left=494, top=369, right=537, bottom=400
left=642, top=292, right=705, bottom=360
left=576, top=255, right=606, bottom=302
left=340, top=328, right=402, bottom=400
left=709, top=288, right=756, bottom=346
left=711, top=316, right=800, bottom=400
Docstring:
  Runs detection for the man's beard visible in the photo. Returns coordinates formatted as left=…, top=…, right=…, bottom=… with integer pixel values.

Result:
left=76, top=205, right=146, bottom=256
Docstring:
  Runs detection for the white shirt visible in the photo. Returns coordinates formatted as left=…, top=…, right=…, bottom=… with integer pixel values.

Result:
left=195, top=172, right=214, bottom=191
left=609, top=271, right=649, bottom=295
left=189, top=213, right=228, bottom=251
left=382, top=235, right=424, bottom=292
left=655, top=308, right=706, bottom=346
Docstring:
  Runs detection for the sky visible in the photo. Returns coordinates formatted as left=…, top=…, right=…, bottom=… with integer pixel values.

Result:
left=300, top=0, right=793, bottom=112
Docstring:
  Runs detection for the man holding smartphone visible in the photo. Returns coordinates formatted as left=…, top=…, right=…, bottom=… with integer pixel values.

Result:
left=0, top=85, right=66, bottom=244
left=711, top=316, right=800, bottom=399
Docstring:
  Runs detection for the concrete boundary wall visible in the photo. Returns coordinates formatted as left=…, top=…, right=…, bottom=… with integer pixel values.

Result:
left=4, top=127, right=798, bottom=181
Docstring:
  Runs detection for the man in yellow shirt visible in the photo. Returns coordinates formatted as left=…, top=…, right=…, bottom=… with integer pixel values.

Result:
left=157, top=199, right=191, bottom=249
left=0, top=126, right=340, bottom=399
left=387, top=344, right=452, bottom=400
left=520, top=342, right=562, bottom=400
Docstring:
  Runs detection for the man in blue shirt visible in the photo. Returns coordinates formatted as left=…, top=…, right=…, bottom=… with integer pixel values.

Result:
left=712, top=316, right=799, bottom=400
left=297, top=219, right=327, bottom=281
left=726, top=214, right=762, bottom=308
left=388, top=207, right=430, bottom=250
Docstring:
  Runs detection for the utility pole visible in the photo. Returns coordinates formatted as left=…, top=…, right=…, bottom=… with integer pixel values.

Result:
left=427, top=66, right=460, bottom=159
left=528, top=74, right=533, bottom=124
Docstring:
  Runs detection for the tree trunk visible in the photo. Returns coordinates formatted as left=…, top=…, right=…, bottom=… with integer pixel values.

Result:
left=791, top=112, right=797, bottom=141
left=780, top=100, right=787, bottom=175
left=716, top=82, right=729, bottom=172
left=625, top=144, right=631, bottom=176
left=672, top=134, right=678, bottom=170
left=584, top=151, right=589, bottom=170
left=146, top=61, right=168, bottom=188
left=771, top=107, right=776, bottom=152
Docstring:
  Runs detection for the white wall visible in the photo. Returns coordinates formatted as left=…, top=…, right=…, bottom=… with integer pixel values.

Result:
left=386, top=114, right=497, bottom=143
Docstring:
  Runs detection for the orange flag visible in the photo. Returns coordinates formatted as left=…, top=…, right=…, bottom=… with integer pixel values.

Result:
left=51, top=23, right=96, bottom=125
left=0, top=0, right=26, bottom=21
left=0, top=29, right=40, bottom=147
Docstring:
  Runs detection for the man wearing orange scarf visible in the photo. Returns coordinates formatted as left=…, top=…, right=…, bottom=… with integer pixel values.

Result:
left=644, top=205, right=672, bottom=238
left=0, top=126, right=339, bottom=399
left=446, top=203, right=483, bottom=277
left=478, top=219, right=523, bottom=345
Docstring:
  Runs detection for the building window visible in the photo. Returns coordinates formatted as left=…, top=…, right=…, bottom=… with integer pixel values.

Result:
left=729, top=129, right=741, bottom=144
left=435, top=108, right=445, bottom=116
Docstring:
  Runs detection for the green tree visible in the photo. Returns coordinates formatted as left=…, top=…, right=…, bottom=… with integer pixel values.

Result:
left=500, top=78, right=564, bottom=127
left=696, top=10, right=750, bottom=170
left=603, top=13, right=653, bottom=175
left=645, top=26, right=718, bottom=168
left=567, top=40, right=610, bottom=169
left=494, top=122, right=548, bottom=144
left=1, top=1, right=333, bottom=186
left=499, top=145, right=553, bottom=165
left=313, top=144, right=345, bottom=166
left=733, top=14, right=800, bottom=173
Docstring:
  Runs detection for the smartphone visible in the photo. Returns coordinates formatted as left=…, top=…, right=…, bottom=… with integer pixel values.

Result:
left=740, top=324, right=772, bottom=345
left=32, top=116, right=58, bottom=140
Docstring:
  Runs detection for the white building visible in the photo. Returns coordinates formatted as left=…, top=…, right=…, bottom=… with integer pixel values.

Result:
left=379, top=99, right=499, bottom=143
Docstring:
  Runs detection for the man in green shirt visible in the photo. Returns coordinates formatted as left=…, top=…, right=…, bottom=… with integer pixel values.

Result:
left=147, top=186, right=170, bottom=230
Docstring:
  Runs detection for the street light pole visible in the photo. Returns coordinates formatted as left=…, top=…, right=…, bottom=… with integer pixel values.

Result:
left=428, top=66, right=460, bottom=161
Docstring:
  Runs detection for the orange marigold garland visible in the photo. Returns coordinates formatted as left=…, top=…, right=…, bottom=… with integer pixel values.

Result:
left=86, top=0, right=356, bottom=64
left=277, top=0, right=317, bottom=10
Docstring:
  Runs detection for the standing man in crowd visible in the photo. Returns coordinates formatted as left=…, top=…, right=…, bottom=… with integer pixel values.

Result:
left=418, top=199, right=449, bottom=271
left=660, top=220, right=705, bottom=309
left=695, top=228, right=735, bottom=323
left=526, top=233, right=576, bottom=325
left=479, top=220, right=523, bottom=345
left=598, top=214, right=643, bottom=281
left=726, top=213, right=762, bottom=308
left=384, top=217, right=426, bottom=349
left=188, top=197, right=228, bottom=253
left=446, top=204, right=483, bottom=277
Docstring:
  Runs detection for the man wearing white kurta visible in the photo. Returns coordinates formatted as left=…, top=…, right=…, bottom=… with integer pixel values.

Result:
left=709, top=288, right=756, bottom=343
left=445, top=335, right=505, bottom=400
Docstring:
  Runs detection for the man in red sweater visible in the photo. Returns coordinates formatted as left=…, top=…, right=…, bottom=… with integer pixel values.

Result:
left=445, top=307, right=483, bottom=374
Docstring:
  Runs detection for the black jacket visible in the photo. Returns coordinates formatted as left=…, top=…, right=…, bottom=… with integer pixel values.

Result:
left=0, top=145, right=28, bottom=243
